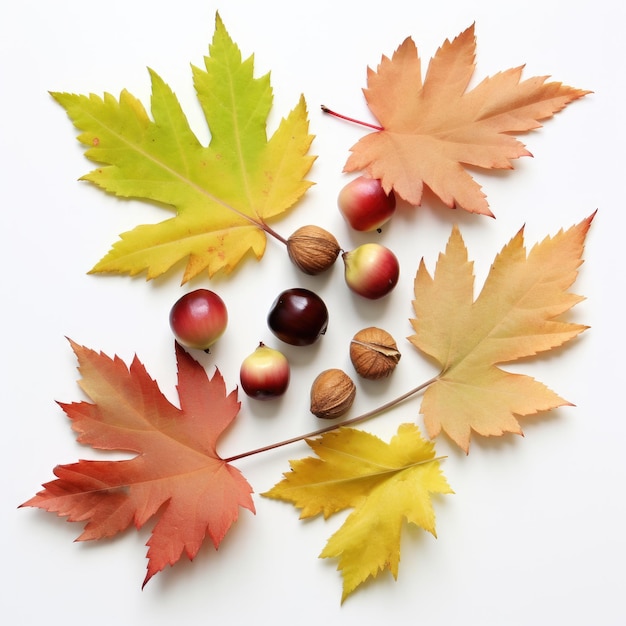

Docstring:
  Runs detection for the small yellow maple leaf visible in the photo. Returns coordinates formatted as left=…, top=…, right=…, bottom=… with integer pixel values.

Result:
left=342, top=24, right=590, bottom=215
left=52, top=13, right=315, bottom=282
left=263, top=424, right=452, bottom=602
left=409, top=213, right=595, bottom=452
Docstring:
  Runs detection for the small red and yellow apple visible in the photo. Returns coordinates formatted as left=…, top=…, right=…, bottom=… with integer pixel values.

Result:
left=169, top=289, right=228, bottom=351
left=338, top=176, right=396, bottom=232
left=342, top=243, right=399, bottom=300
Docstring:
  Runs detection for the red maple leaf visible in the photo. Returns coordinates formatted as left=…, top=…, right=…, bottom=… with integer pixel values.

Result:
left=21, top=340, right=255, bottom=586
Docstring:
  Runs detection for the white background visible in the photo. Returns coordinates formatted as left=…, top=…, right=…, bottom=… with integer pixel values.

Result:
left=2, top=0, right=624, bottom=623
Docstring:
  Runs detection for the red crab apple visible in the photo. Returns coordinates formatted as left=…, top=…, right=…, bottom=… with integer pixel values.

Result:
left=240, top=343, right=290, bottom=400
left=267, top=287, right=329, bottom=346
left=169, top=289, right=228, bottom=351
left=338, top=176, right=396, bottom=232
left=343, top=243, right=400, bottom=299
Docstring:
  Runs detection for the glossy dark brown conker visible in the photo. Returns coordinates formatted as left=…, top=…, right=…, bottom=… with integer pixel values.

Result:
left=267, top=288, right=329, bottom=346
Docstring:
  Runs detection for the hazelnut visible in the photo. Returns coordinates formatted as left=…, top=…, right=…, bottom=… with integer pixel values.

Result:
left=310, top=368, right=356, bottom=419
left=349, top=327, right=401, bottom=380
left=287, top=225, right=341, bottom=275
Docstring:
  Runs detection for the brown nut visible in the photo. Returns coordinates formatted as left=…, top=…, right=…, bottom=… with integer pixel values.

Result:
left=349, top=327, right=401, bottom=380
left=287, top=225, right=341, bottom=275
left=310, top=368, right=356, bottom=419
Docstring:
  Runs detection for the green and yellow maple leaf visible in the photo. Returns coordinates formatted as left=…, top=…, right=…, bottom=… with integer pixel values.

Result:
left=409, top=213, right=595, bottom=452
left=263, top=424, right=452, bottom=602
left=53, top=13, right=315, bottom=282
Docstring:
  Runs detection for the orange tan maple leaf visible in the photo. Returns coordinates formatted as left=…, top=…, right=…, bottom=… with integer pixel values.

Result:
left=21, top=340, right=254, bottom=587
left=409, top=213, right=595, bottom=452
left=342, top=24, right=590, bottom=216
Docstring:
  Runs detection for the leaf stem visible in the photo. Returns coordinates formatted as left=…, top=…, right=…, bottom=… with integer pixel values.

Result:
left=209, top=196, right=289, bottom=246
left=320, top=105, right=384, bottom=131
left=258, top=220, right=289, bottom=245
left=223, top=374, right=439, bottom=463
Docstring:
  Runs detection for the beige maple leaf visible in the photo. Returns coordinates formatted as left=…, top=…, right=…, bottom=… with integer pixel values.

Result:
left=409, top=213, right=594, bottom=452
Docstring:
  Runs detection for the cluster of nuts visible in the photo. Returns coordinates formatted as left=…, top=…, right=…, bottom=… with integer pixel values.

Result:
left=170, top=178, right=403, bottom=418
left=309, top=326, right=401, bottom=419
left=284, top=194, right=403, bottom=420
